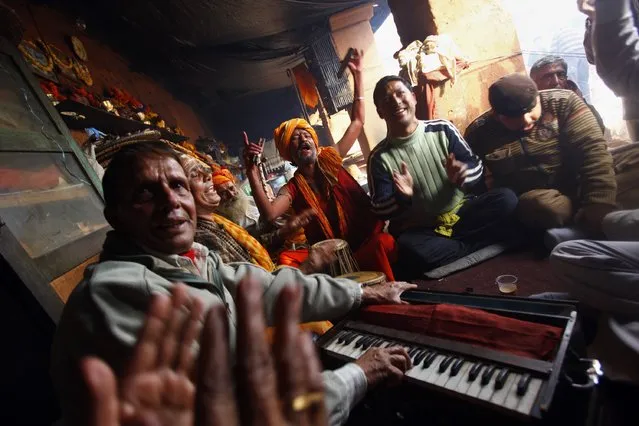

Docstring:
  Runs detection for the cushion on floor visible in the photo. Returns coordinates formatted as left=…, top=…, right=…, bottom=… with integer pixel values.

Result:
left=423, top=243, right=509, bottom=279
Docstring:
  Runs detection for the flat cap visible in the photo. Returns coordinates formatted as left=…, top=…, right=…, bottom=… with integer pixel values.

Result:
left=489, top=74, right=538, bottom=117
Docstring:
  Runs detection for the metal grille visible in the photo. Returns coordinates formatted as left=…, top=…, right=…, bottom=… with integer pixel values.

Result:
left=305, top=32, right=353, bottom=115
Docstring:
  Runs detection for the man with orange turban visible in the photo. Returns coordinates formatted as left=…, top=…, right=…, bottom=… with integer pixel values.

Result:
left=244, top=49, right=398, bottom=281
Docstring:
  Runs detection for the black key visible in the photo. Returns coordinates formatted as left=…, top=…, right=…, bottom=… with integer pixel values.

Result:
left=361, top=337, right=376, bottom=350
left=362, top=336, right=376, bottom=348
left=408, top=347, right=420, bottom=357
left=468, top=363, right=483, bottom=382
left=344, top=333, right=358, bottom=345
left=336, top=332, right=346, bottom=344
left=495, top=369, right=511, bottom=390
left=355, top=335, right=370, bottom=348
left=414, top=350, right=428, bottom=365
left=439, top=356, right=455, bottom=373
left=450, top=358, right=465, bottom=377
left=423, top=352, right=438, bottom=368
left=371, top=338, right=384, bottom=347
left=481, top=365, right=498, bottom=386
left=517, top=374, right=533, bottom=396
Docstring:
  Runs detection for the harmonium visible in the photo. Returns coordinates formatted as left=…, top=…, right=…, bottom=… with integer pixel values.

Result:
left=317, top=290, right=593, bottom=426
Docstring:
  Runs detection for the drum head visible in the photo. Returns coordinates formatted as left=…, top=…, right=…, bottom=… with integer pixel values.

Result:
left=312, top=239, right=347, bottom=251
left=337, top=271, right=385, bottom=285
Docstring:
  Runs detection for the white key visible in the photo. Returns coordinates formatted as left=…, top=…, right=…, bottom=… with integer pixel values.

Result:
left=444, top=360, right=472, bottom=391
left=516, top=378, right=543, bottom=415
left=343, top=335, right=369, bottom=356
left=424, top=355, right=446, bottom=384
left=455, top=363, right=479, bottom=395
left=477, top=368, right=500, bottom=402
left=325, top=333, right=346, bottom=352
left=490, top=372, right=519, bottom=407
left=406, top=350, right=429, bottom=380
left=407, top=351, right=433, bottom=381
left=503, top=375, right=524, bottom=411
left=466, top=365, right=487, bottom=398
left=338, top=337, right=363, bottom=357
left=435, top=357, right=455, bottom=387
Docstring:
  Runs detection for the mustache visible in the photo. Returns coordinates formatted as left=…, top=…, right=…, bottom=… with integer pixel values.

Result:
left=298, top=141, right=313, bottom=150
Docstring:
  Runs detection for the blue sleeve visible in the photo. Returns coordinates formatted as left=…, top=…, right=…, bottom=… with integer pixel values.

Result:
left=367, top=149, right=411, bottom=219
left=432, top=119, right=484, bottom=189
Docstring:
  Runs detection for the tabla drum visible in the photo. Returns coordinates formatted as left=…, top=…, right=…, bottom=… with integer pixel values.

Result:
left=312, top=238, right=359, bottom=277
left=337, top=271, right=386, bottom=287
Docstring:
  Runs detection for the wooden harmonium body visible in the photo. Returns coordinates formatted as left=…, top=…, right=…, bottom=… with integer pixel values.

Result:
left=316, top=290, right=578, bottom=425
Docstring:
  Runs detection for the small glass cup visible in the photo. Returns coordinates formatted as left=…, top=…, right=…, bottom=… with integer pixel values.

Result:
left=496, top=275, right=518, bottom=294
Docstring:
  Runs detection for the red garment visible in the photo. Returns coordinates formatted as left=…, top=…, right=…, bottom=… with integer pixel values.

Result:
left=278, top=248, right=309, bottom=268
left=287, top=168, right=385, bottom=252
left=278, top=233, right=397, bottom=282
left=358, top=304, right=562, bottom=361
left=285, top=168, right=397, bottom=279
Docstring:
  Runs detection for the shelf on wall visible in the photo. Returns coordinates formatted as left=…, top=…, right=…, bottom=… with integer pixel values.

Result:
left=0, top=183, right=90, bottom=208
left=55, top=100, right=188, bottom=143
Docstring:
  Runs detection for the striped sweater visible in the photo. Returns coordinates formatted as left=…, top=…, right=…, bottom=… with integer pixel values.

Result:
left=464, top=89, right=616, bottom=207
left=367, top=120, right=483, bottom=235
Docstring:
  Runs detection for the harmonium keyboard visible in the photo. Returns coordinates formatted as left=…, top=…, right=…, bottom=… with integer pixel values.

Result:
left=317, top=290, right=578, bottom=423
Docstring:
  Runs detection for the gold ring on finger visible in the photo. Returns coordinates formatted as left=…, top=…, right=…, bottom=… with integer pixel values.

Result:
left=290, top=391, right=324, bottom=412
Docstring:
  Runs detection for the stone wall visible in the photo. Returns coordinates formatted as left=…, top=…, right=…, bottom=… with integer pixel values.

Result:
left=388, top=0, right=525, bottom=133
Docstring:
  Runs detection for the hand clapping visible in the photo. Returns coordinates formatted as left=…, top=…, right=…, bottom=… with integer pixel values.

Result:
left=393, top=162, right=414, bottom=198
left=444, top=153, right=468, bottom=187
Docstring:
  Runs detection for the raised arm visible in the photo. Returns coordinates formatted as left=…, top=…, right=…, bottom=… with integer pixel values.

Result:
left=335, top=49, right=365, bottom=158
left=243, top=132, right=292, bottom=222
left=593, top=0, right=639, bottom=96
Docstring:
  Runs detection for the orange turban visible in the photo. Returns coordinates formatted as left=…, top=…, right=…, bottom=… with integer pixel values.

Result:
left=212, top=168, right=235, bottom=187
left=274, top=118, right=318, bottom=162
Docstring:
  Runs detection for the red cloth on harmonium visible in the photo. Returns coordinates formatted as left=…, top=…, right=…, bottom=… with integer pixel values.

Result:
left=358, top=304, right=562, bottom=361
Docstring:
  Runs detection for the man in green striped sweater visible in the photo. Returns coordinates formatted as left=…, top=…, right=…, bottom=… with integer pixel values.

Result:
left=464, top=74, right=617, bottom=239
left=367, top=76, right=519, bottom=279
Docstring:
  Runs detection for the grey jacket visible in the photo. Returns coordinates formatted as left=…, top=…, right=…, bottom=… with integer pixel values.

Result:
left=51, top=231, right=365, bottom=426
left=594, top=0, right=639, bottom=119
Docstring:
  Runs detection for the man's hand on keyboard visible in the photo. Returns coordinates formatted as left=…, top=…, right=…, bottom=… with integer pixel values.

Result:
left=362, top=281, right=417, bottom=305
left=355, top=347, right=412, bottom=387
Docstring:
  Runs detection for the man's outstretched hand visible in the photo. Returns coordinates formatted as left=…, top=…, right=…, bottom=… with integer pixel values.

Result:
left=393, top=162, right=414, bottom=198
left=362, top=281, right=417, bottom=305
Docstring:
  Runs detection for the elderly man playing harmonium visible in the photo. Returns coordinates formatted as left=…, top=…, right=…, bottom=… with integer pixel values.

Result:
left=51, top=141, right=415, bottom=426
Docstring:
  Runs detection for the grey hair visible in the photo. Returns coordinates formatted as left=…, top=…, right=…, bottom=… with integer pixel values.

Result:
left=530, top=56, right=568, bottom=77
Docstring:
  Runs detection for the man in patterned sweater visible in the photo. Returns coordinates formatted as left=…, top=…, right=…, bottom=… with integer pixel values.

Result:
left=465, top=73, right=617, bottom=237
left=367, top=75, right=519, bottom=279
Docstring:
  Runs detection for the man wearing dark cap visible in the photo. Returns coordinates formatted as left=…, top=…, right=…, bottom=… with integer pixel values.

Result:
left=465, top=73, right=617, bottom=239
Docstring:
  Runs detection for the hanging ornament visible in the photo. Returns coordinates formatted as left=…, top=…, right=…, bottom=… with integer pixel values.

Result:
left=73, top=59, right=93, bottom=86
left=70, top=36, right=88, bottom=62
left=18, top=39, right=53, bottom=74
